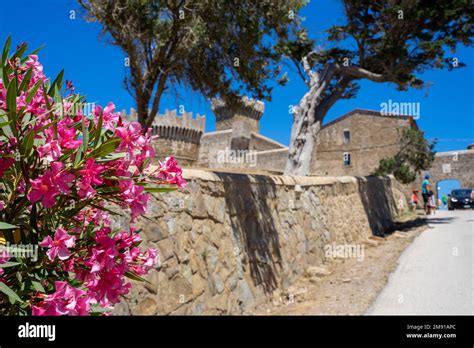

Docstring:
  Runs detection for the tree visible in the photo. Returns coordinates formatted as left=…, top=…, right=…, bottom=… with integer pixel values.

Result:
left=281, top=0, right=473, bottom=175
left=79, top=0, right=307, bottom=128
left=372, top=127, right=436, bottom=184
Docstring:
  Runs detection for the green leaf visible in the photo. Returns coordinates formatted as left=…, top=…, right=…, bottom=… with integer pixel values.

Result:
left=81, top=113, right=89, bottom=154
left=94, top=109, right=104, bottom=147
left=0, top=261, right=21, bottom=268
left=6, top=76, right=17, bottom=130
left=31, top=281, right=45, bottom=293
left=0, top=282, right=23, bottom=304
left=2, top=65, right=9, bottom=89
left=88, top=203, right=121, bottom=216
left=0, top=120, right=12, bottom=128
left=18, top=67, right=33, bottom=92
left=24, top=79, right=42, bottom=104
left=20, top=130, right=35, bottom=156
left=87, top=138, right=121, bottom=159
left=20, top=45, right=44, bottom=64
left=1, top=35, right=11, bottom=66
left=47, top=69, right=64, bottom=96
left=0, top=222, right=18, bottom=229
left=124, top=271, right=150, bottom=284
left=10, top=42, right=28, bottom=62
left=95, top=186, right=121, bottom=194
left=144, top=187, right=178, bottom=193
left=95, top=152, right=126, bottom=163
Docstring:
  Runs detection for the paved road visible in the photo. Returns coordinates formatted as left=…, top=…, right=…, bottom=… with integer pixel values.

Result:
left=367, top=210, right=474, bottom=315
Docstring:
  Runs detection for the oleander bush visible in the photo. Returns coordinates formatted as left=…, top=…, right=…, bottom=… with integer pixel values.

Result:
left=0, top=37, right=185, bottom=315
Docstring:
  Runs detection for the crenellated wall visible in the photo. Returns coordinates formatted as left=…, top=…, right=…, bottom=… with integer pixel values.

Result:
left=212, top=96, right=264, bottom=133
left=112, top=170, right=407, bottom=315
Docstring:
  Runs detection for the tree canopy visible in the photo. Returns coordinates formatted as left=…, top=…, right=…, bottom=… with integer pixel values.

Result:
left=79, top=0, right=307, bottom=127
left=282, top=0, right=473, bottom=175
left=372, top=127, right=437, bottom=184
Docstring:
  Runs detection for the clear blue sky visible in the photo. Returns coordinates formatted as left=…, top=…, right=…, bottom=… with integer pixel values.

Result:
left=1, top=0, right=472, bottom=152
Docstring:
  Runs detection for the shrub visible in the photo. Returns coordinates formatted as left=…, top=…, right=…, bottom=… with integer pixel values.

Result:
left=0, top=37, right=185, bottom=315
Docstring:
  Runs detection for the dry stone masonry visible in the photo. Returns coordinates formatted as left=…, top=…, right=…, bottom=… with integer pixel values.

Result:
left=112, top=169, right=408, bottom=315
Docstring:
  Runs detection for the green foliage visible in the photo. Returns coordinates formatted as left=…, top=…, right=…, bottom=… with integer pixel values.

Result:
left=372, top=127, right=437, bottom=184
left=79, top=0, right=307, bottom=126
left=292, top=0, right=473, bottom=91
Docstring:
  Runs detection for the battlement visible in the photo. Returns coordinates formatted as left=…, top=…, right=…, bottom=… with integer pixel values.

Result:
left=212, top=96, right=265, bottom=122
left=152, top=109, right=205, bottom=144
left=121, top=108, right=205, bottom=144
left=212, top=96, right=265, bottom=133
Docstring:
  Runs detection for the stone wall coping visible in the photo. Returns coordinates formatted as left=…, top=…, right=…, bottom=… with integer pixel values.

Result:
left=180, top=168, right=366, bottom=186
left=251, top=132, right=288, bottom=149
left=435, top=149, right=474, bottom=157
left=255, top=148, right=289, bottom=155
left=201, top=129, right=233, bottom=137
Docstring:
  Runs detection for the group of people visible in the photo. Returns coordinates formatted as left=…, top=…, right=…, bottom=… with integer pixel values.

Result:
left=410, top=175, right=438, bottom=215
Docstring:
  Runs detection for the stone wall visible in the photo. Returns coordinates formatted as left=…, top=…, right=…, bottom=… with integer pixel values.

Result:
left=427, top=149, right=474, bottom=190
left=250, top=133, right=287, bottom=152
left=198, top=131, right=233, bottom=167
left=153, top=138, right=201, bottom=167
left=253, top=148, right=288, bottom=173
left=112, top=170, right=407, bottom=315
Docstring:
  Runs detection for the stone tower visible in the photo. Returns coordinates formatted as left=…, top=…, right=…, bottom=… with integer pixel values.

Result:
left=211, top=96, right=264, bottom=151
left=124, top=108, right=205, bottom=166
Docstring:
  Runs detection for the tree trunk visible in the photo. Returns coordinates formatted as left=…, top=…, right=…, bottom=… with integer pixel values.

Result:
left=136, top=91, right=149, bottom=129
left=284, top=88, right=323, bottom=176
left=284, top=71, right=351, bottom=176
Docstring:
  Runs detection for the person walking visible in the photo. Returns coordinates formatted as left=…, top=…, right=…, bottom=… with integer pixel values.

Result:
left=410, top=190, right=419, bottom=211
left=421, top=175, right=432, bottom=214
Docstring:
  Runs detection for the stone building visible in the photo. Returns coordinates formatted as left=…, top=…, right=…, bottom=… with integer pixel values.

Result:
left=124, top=96, right=289, bottom=172
left=198, top=97, right=288, bottom=171
left=123, top=104, right=417, bottom=176
left=311, top=109, right=417, bottom=176
left=125, top=108, right=206, bottom=166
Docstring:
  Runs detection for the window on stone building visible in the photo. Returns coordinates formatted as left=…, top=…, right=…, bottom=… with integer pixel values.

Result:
left=343, top=152, right=351, bottom=166
left=343, top=129, right=350, bottom=144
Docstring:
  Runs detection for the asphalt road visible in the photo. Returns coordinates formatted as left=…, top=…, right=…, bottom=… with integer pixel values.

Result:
left=367, top=209, right=474, bottom=315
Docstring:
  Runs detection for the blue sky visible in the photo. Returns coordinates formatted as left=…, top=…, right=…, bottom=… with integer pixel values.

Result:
left=1, top=0, right=472, bottom=152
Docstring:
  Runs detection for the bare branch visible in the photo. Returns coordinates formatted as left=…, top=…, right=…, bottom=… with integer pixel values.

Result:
left=336, top=64, right=386, bottom=82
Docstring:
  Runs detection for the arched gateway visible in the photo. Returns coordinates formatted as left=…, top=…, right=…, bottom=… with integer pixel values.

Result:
left=423, top=148, right=474, bottom=197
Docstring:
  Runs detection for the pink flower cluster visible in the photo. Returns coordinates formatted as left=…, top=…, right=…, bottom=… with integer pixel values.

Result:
left=35, top=225, right=156, bottom=312
left=0, top=50, right=185, bottom=315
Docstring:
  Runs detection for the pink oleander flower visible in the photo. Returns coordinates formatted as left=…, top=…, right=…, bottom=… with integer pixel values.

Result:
left=27, top=171, right=59, bottom=208
left=77, top=158, right=106, bottom=198
left=27, top=163, right=74, bottom=207
left=115, top=121, right=144, bottom=155
left=51, top=162, right=75, bottom=194
left=37, top=139, right=61, bottom=161
left=119, top=181, right=150, bottom=221
left=32, top=281, right=93, bottom=316
left=0, top=250, right=10, bottom=264
left=94, top=102, right=120, bottom=130
left=39, top=228, right=75, bottom=261
left=86, top=266, right=131, bottom=308
left=154, top=156, right=187, bottom=188
left=0, top=200, right=5, bottom=211
left=0, top=251, right=9, bottom=278
left=0, top=157, right=14, bottom=178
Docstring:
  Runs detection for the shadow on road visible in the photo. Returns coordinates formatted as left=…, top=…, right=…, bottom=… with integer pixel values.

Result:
left=393, top=217, right=427, bottom=233
left=426, top=217, right=456, bottom=225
